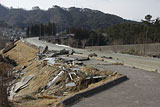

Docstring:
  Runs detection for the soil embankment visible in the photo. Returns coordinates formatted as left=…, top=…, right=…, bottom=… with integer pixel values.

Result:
left=0, top=40, right=39, bottom=106
left=0, top=54, right=16, bottom=107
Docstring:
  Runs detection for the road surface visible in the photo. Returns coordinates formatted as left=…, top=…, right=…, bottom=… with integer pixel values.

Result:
left=25, top=37, right=160, bottom=71
left=73, top=64, right=160, bottom=107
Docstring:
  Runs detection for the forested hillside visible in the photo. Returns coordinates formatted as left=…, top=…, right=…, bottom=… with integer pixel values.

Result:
left=105, top=15, right=160, bottom=45
left=0, top=4, right=133, bottom=30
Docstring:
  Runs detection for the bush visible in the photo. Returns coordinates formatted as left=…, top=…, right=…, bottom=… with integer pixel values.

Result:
left=121, top=48, right=138, bottom=55
left=21, top=95, right=36, bottom=101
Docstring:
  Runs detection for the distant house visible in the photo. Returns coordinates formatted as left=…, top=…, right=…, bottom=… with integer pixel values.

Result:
left=0, top=39, right=11, bottom=49
left=32, top=6, right=40, bottom=10
left=39, top=33, right=75, bottom=44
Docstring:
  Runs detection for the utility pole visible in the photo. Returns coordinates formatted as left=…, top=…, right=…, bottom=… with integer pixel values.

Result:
left=44, top=25, right=45, bottom=36
left=57, top=26, right=58, bottom=34
left=52, top=23, right=53, bottom=36
left=40, top=24, right=41, bottom=37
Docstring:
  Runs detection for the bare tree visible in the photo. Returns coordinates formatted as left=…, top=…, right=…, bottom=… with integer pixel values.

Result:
left=141, top=15, right=153, bottom=56
left=81, top=39, right=87, bottom=49
left=112, top=39, right=123, bottom=53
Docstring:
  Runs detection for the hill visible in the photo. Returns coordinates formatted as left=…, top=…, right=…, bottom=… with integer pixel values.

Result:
left=0, top=4, right=134, bottom=30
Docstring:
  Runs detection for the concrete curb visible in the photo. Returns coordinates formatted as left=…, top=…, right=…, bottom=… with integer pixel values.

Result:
left=62, top=75, right=128, bottom=106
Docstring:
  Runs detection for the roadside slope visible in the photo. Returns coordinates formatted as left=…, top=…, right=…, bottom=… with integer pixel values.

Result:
left=3, top=41, right=39, bottom=68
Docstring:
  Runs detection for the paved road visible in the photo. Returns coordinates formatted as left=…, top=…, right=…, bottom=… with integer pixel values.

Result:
left=25, top=37, right=74, bottom=51
left=73, top=64, right=160, bottom=107
left=25, top=37, right=160, bottom=107
left=25, top=37, right=160, bottom=71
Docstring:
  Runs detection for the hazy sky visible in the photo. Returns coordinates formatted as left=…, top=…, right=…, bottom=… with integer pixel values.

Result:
left=0, top=0, right=160, bottom=21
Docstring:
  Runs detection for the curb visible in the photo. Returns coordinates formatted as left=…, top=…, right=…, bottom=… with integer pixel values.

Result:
left=62, top=75, right=128, bottom=106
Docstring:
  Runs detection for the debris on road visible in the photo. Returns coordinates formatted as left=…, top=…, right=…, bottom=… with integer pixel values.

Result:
left=66, top=82, right=76, bottom=87
left=73, top=61, right=83, bottom=65
left=44, top=71, right=65, bottom=90
left=112, top=62, right=124, bottom=65
left=88, top=53, right=97, bottom=57
left=4, top=41, right=122, bottom=107
left=156, top=69, right=160, bottom=73
left=43, top=58, right=56, bottom=65
left=101, top=56, right=113, bottom=59
left=13, top=75, right=33, bottom=93
left=37, top=46, right=77, bottom=60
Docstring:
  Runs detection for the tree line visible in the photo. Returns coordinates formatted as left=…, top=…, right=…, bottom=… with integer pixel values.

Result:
left=66, top=27, right=106, bottom=48
left=105, top=15, right=160, bottom=45
left=64, top=15, right=160, bottom=48
left=26, top=22, right=56, bottom=37
left=26, top=15, right=160, bottom=48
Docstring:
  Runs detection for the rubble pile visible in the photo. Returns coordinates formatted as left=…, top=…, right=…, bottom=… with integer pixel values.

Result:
left=11, top=60, right=120, bottom=106
left=42, top=65, right=112, bottom=97
left=2, top=42, right=122, bottom=107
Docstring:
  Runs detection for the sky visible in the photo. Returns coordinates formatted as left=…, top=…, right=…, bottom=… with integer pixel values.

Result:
left=0, top=0, right=160, bottom=21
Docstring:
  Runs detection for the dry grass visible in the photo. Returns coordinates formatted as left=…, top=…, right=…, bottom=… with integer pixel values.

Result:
left=0, top=62, right=12, bottom=75
left=112, top=62, right=124, bottom=65
left=4, top=40, right=39, bottom=69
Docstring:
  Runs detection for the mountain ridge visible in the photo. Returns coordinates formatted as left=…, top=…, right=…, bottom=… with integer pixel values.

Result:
left=0, top=4, right=136, bottom=30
